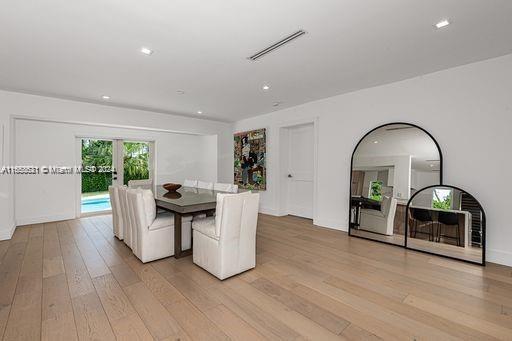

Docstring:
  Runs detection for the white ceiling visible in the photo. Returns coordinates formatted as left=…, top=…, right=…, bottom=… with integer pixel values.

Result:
left=1, top=0, right=512, bottom=122
left=354, top=124, right=441, bottom=171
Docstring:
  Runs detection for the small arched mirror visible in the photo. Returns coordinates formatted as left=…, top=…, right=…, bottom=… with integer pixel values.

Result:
left=406, top=185, right=485, bottom=265
left=349, top=123, right=442, bottom=246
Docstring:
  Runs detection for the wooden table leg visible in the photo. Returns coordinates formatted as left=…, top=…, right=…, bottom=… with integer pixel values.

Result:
left=174, top=212, right=182, bottom=258
left=174, top=212, right=192, bottom=259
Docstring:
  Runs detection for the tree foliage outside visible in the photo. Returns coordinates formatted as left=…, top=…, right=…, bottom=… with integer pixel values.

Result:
left=81, top=139, right=113, bottom=193
left=123, top=142, right=149, bottom=186
left=432, top=188, right=452, bottom=210
left=369, top=181, right=383, bottom=201
left=81, top=140, right=150, bottom=193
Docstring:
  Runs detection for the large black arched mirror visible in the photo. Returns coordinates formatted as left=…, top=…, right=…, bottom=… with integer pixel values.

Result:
left=406, top=185, right=485, bottom=265
left=349, top=123, right=443, bottom=246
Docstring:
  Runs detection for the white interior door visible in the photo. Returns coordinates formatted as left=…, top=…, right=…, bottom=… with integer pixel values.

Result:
left=287, top=123, right=314, bottom=219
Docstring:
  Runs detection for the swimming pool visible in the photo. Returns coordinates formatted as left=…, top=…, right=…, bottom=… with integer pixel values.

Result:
left=81, top=195, right=111, bottom=213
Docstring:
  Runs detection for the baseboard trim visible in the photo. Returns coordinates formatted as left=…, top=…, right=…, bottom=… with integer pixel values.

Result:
left=16, top=214, right=74, bottom=227
left=0, top=222, right=16, bottom=241
left=487, top=248, right=512, bottom=267
left=259, top=206, right=284, bottom=216
left=314, top=218, right=347, bottom=232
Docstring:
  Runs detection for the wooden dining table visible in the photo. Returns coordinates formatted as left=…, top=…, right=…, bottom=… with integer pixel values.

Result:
left=154, top=186, right=218, bottom=258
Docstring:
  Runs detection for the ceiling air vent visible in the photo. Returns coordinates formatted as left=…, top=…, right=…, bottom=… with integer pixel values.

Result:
left=248, top=30, right=307, bottom=61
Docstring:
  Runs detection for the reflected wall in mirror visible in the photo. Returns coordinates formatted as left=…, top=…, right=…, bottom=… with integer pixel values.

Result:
left=350, top=123, right=442, bottom=246
left=406, top=185, right=485, bottom=264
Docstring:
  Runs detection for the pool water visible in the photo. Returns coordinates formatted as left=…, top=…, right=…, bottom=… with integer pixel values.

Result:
left=81, top=195, right=111, bottom=213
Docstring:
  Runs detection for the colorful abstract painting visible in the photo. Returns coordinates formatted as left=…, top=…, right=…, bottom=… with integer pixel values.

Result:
left=234, top=128, right=266, bottom=190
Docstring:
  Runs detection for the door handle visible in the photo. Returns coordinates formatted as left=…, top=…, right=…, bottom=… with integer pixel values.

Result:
left=288, top=174, right=293, bottom=178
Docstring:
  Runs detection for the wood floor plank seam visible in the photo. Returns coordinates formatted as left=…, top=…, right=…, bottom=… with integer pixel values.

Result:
left=74, top=219, right=147, bottom=340
left=0, top=240, right=28, bottom=341
left=86, top=214, right=192, bottom=337
left=258, top=228, right=512, bottom=308
left=3, top=225, right=44, bottom=341
left=59, top=221, right=117, bottom=340
left=259, top=244, right=512, bottom=334
left=2, top=214, right=512, bottom=340
left=42, top=222, right=79, bottom=341
left=84, top=218, right=163, bottom=340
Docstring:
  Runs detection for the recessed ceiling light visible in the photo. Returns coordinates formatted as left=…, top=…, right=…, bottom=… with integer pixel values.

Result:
left=101, top=95, right=110, bottom=100
left=272, top=102, right=281, bottom=107
left=176, top=90, right=185, bottom=95
left=140, top=47, right=153, bottom=55
left=262, top=85, right=270, bottom=91
left=197, top=111, right=203, bottom=114
left=435, top=19, right=450, bottom=29
left=373, top=140, right=379, bottom=144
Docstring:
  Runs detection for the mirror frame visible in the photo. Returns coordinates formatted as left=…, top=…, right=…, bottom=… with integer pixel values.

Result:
left=348, top=122, right=444, bottom=247
left=405, top=184, right=486, bottom=265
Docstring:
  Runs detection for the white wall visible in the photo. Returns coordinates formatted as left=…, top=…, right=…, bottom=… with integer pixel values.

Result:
left=411, top=170, right=439, bottom=191
left=0, top=90, right=232, bottom=238
left=355, top=155, right=412, bottom=200
left=14, top=118, right=217, bottom=225
left=233, top=54, right=512, bottom=266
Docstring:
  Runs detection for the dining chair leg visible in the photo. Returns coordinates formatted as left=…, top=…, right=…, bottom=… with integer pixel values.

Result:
left=438, top=223, right=442, bottom=243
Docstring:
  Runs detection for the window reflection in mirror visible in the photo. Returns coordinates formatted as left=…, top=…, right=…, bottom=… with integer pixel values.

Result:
left=407, top=186, right=484, bottom=264
left=350, top=123, right=442, bottom=246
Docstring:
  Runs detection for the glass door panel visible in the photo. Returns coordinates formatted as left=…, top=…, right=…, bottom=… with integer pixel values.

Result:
left=123, top=141, right=150, bottom=185
left=80, top=139, right=115, bottom=214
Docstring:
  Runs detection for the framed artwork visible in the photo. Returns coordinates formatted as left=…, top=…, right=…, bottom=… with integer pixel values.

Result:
left=234, top=128, right=266, bottom=190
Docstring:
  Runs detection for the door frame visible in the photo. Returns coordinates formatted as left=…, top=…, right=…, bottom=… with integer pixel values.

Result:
left=75, top=136, right=155, bottom=218
left=276, top=117, right=319, bottom=223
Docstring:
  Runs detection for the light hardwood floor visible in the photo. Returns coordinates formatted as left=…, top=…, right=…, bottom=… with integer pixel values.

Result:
left=0, top=214, right=511, bottom=340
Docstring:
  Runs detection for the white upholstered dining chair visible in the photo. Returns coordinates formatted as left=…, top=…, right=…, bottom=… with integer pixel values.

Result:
left=127, top=188, right=192, bottom=263
left=192, top=192, right=260, bottom=280
left=108, top=185, right=124, bottom=240
left=183, top=179, right=198, bottom=187
left=213, top=183, right=238, bottom=193
left=117, top=186, right=133, bottom=248
left=128, top=179, right=153, bottom=190
left=197, top=181, right=214, bottom=190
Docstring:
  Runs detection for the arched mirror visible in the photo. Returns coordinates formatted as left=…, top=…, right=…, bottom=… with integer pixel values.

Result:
left=349, top=123, right=442, bottom=246
left=406, top=185, right=485, bottom=265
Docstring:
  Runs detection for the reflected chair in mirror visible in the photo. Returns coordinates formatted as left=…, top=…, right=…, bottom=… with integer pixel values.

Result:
left=359, top=196, right=397, bottom=235
left=410, top=208, right=435, bottom=241
left=437, top=211, right=461, bottom=246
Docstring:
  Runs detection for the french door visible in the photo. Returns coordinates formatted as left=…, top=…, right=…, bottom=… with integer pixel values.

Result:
left=78, top=138, right=153, bottom=216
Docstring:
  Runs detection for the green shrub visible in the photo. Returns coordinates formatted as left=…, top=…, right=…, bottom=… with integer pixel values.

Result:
left=82, top=172, right=111, bottom=193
